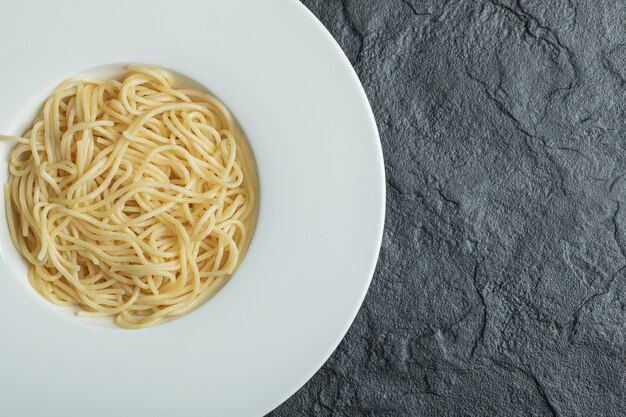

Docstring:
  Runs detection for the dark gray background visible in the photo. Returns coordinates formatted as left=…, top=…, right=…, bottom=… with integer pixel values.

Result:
left=271, top=0, right=626, bottom=415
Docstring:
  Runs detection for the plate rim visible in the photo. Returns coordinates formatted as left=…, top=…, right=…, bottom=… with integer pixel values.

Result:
left=258, top=1, right=386, bottom=414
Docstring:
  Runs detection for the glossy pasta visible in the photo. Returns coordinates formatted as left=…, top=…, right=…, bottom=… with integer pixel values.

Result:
left=2, top=66, right=255, bottom=329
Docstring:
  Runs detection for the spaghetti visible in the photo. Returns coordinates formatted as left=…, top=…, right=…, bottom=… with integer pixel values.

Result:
left=2, top=65, right=256, bottom=329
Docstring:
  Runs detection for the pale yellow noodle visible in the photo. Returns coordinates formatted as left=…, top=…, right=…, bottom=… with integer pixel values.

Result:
left=2, top=66, right=256, bottom=329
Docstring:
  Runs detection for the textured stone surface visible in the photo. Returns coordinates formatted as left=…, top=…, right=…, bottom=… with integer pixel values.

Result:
left=271, top=0, right=626, bottom=415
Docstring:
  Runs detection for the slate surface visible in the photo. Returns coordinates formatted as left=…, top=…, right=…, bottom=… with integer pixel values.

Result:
left=271, top=0, right=626, bottom=415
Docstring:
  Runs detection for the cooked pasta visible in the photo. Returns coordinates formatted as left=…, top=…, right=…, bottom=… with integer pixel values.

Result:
left=1, top=65, right=256, bottom=329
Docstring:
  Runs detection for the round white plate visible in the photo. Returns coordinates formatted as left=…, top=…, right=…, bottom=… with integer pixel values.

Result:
left=0, top=1, right=384, bottom=416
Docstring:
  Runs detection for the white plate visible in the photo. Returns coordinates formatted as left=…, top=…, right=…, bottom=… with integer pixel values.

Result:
left=0, top=0, right=384, bottom=416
